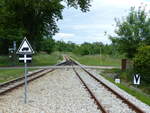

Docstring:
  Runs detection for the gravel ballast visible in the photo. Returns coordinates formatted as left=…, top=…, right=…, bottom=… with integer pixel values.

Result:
left=0, top=69, right=100, bottom=113
left=76, top=69, right=136, bottom=113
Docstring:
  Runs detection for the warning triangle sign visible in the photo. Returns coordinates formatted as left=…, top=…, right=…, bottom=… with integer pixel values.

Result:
left=16, top=37, right=34, bottom=54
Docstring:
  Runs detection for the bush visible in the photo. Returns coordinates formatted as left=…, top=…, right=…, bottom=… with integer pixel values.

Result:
left=134, top=46, right=150, bottom=83
left=41, top=38, right=55, bottom=54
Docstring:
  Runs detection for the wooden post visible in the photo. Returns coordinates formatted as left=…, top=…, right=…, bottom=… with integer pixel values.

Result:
left=121, top=59, right=127, bottom=71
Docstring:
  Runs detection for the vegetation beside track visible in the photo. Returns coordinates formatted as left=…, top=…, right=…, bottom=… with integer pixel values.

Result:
left=70, top=53, right=121, bottom=66
left=0, top=68, right=36, bottom=83
left=0, top=52, right=62, bottom=67
left=100, top=69, right=150, bottom=106
left=32, top=52, right=62, bottom=66
left=0, top=52, right=62, bottom=83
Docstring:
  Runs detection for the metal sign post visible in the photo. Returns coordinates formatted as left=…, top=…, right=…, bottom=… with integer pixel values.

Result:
left=19, top=54, right=32, bottom=104
left=13, top=41, right=16, bottom=51
left=24, top=59, right=27, bottom=103
left=16, top=37, right=34, bottom=104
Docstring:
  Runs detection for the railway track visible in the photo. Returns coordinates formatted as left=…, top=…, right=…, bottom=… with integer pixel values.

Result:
left=0, top=56, right=148, bottom=113
left=0, top=60, right=69, bottom=95
left=64, top=56, right=146, bottom=113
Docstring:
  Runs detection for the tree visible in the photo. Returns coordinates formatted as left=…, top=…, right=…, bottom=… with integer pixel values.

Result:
left=4, top=0, right=64, bottom=50
left=0, top=0, right=25, bottom=54
left=79, top=42, right=92, bottom=55
left=55, top=40, right=67, bottom=52
left=40, top=37, right=55, bottom=54
left=110, top=6, right=150, bottom=58
left=0, top=0, right=92, bottom=54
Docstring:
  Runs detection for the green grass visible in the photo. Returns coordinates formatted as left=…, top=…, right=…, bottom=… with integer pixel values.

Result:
left=102, top=68, right=150, bottom=95
left=101, top=72, right=150, bottom=105
left=31, top=52, right=62, bottom=66
left=0, top=52, right=62, bottom=67
left=0, top=68, right=36, bottom=83
left=70, top=54, right=121, bottom=66
left=0, top=52, right=62, bottom=83
left=102, top=68, right=121, bottom=74
left=0, top=55, right=16, bottom=67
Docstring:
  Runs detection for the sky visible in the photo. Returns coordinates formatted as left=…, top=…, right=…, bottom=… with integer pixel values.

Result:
left=54, top=0, right=150, bottom=44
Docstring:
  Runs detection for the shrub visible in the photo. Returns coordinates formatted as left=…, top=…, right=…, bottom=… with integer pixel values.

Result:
left=133, top=46, right=150, bottom=83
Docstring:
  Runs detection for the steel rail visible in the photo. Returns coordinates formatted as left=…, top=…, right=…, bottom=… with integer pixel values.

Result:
left=0, top=69, right=54, bottom=95
left=73, top=67, right=107, bottom=113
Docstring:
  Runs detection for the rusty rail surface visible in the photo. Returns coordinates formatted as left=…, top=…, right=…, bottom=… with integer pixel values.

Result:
left=73, top=67, right=107, bottom=113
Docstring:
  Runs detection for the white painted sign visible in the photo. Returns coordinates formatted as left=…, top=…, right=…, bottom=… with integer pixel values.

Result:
left=16, top=37, right=34, bottom=54
left=133, top=74, right=141, bottom=85
left=115, top=78, right=120, bottom=84
left=19, top=54, right=32, bottom=63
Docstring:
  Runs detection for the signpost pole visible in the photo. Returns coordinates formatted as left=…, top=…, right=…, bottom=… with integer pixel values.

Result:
left=16, top=37, right=34, bottom=104
left=24, top=54, right=27, bottom=104
left=136, top=84, right=138, bottom=88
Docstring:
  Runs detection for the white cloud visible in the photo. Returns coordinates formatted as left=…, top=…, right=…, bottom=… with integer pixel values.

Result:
left=67, top=34, right=111, bottom=44
left=55, top=33, right=75, bottom=39
left=54, top=0, right=150, bottom=44
left=83, top=34, right=111, bottom=44
left=72, top=24, right=114, bottom=30
left=92, top=0, right=150, bottom=10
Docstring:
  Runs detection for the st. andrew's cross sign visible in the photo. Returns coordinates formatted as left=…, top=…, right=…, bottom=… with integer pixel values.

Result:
left=19, top=54, right=32, bottom=63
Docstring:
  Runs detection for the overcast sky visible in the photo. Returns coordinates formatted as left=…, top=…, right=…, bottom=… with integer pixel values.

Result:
left=54, top=0, right=150, bottom=44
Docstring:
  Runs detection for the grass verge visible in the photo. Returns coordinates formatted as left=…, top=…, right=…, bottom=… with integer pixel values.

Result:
left=70, top=53, right=121, bottom=66
left=100, top=72, right=150, bottom=106
left=0, top=52, right=62, bottom=83
left=0, top=52, right=62, bottom=67
left=31, top=52, right=62, bottom=66
left=0, top=68, right=36, bottom=83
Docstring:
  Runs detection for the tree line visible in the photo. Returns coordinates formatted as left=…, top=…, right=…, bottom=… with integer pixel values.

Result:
left=37, top=39, right=117, bottom=56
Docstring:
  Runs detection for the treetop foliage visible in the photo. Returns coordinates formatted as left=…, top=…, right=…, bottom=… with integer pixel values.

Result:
left=65, top=0, right=91, bottom=12
left=0, top=0, right=92, bottom=54
left=110, top=6, right=150, bottom=58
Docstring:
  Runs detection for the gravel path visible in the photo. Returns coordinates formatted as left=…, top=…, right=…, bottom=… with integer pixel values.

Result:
left=0, top=69, right=100, bottom=113
left=88, top=69, right=150, bottom=113
left=76, top=69, right=136, bottom=113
